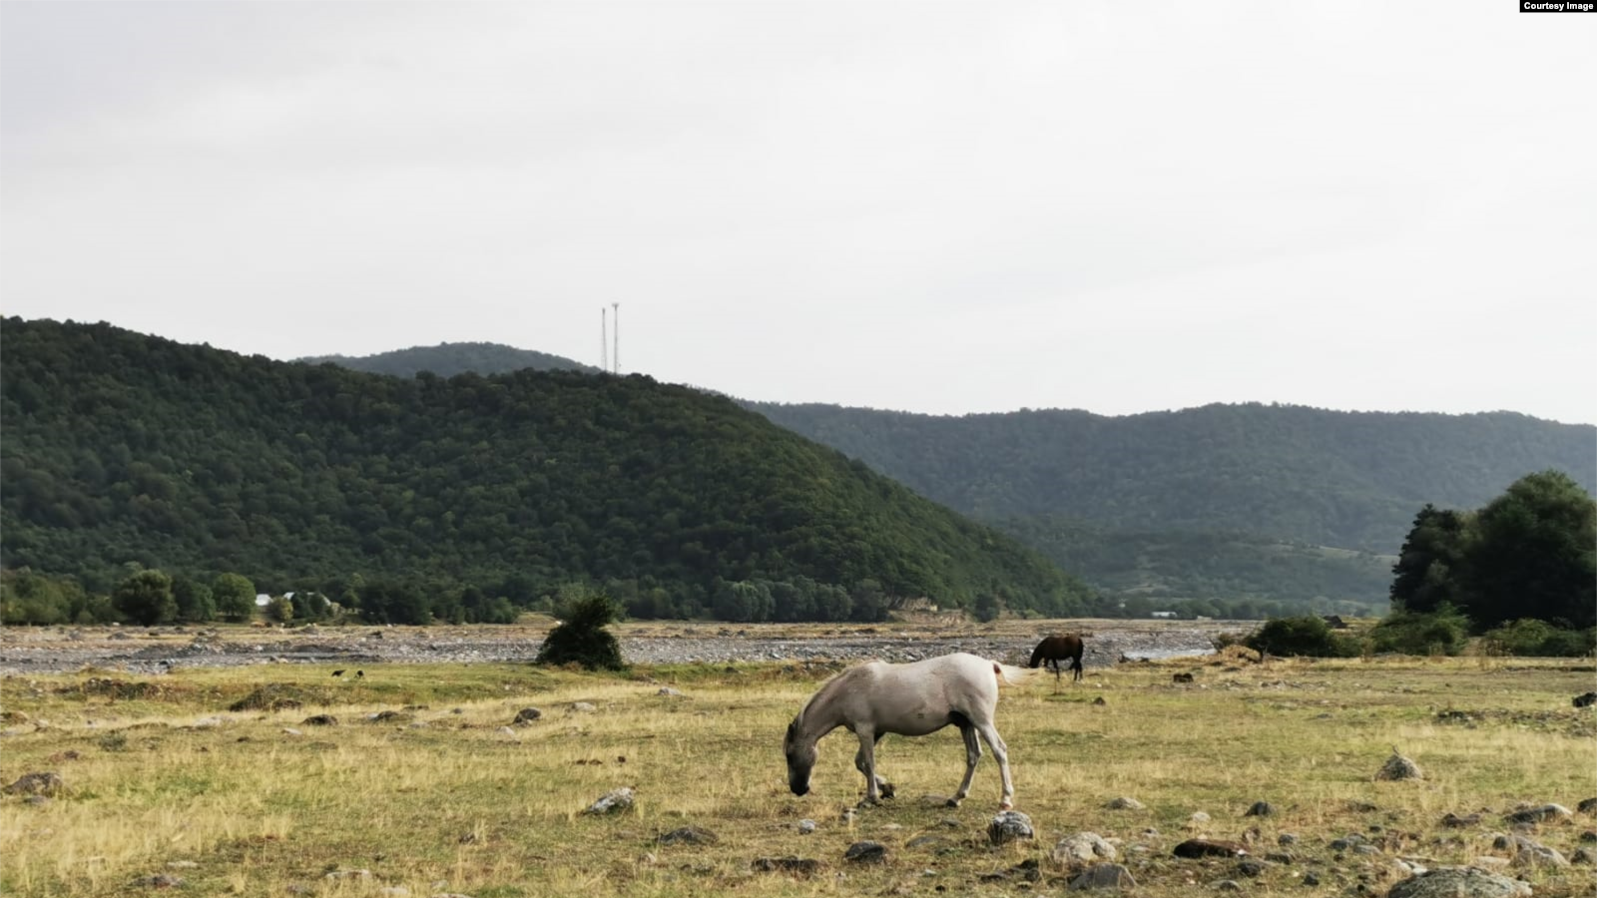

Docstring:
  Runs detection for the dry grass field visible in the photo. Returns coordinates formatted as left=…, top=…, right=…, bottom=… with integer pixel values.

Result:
left=2, top=648, right=1594, bottom=897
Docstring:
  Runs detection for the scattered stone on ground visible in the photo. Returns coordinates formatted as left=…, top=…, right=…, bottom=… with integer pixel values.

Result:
left=513, top=708, right=541, bottom=725
left=1066, top=863, right=1136, bottom=891
left=1105, top=796, right=1144, bottom=810
left=1386, top=866, right=1532, bottom=898
left=1052, top=832, right=1117, bottom=868
left=1278, top=833, right=1298, bottom=845
left=1573, top=691, right=1596, bottom=708
left=797, top=819, right=816, bottom=835
left=987, top=810, right=1034, bottom=845
left=581, top=788, right=634, bottom=815
left=1244, top=801, right=1275, bottom=817
left=657, top=687, right=683, bottom=697
left=301, top=715, right=338, bottom=727
left=131, top=873, right=184, bottom=889
left=569, top=702, right=596, bottom=713
left=844, top=841, right=887, bottom=864
left=1579, top=797, right=1597, bottom=814
left=1504, top=803, right=1572, bottom=824
left=1173, top=839, right=1248, bottom=859
left=752, top=856, right=822, bottom=876
left=3, top=772, right=64, bottom=797
left=1494, top=833, right=1570, bottom=868
left=1442, top=812, right=1482, bottom=827
left=1376, top=751, right=1423, bottom=781
left=656, top=826, right=718, bottom=846
left=324, top=870, right=371, bottom=881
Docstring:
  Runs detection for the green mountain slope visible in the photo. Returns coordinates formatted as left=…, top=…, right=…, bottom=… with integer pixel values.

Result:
left=297, top=342, right=601, bottom=378
left=745, top=402, right=1596, bottom=553
left=0, top=319, right=1086, bottom=618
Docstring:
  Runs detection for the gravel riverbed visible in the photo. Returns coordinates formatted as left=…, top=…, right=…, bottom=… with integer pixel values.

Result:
left=0, top=620, right=1241, bottom=676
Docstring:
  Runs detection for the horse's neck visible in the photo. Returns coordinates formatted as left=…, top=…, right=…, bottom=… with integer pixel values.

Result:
left=798, top=672, right=853, bottom=741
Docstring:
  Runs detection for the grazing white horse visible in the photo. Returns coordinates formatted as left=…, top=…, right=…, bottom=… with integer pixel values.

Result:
left=783, top=652, right=1035, bottom=810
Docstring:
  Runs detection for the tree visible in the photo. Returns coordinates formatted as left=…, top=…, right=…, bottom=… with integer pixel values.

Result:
left=536, top=592, right=625, bottom=670
left=213, top=573, right=256, bottom=622
left=1464, top=470, right=1596, bottom=630
left=973, top=592, right=1003, bottom=623
left=1389, top=504, right=1471, bottom=614
left=265, top=595, right=294, bottom=623
left=172, top=577, right=216, bottom=622
left=113, top=569, right=176, bottom=626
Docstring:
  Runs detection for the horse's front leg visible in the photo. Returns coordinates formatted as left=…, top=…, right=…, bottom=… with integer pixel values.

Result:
left=853, top=729, right=893, bottom=806
left=947, top=725, right=982, bottom=808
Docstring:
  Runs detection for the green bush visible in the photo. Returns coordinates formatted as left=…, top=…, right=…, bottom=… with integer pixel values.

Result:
left=1369, top=605, right=1471, bottom=656
left=535, top=593, right=625, bottom=671
left=1244, top=615, right=1361, bottom=658
left=1482, top=619, right=1596, bottom=657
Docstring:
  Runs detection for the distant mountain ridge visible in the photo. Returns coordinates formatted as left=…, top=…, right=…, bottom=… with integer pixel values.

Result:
left=298, top=342, right=600, bottom=378
left=2, top=319, right=1083, bottom=619
left=744, top=401, right=1596, bottom=553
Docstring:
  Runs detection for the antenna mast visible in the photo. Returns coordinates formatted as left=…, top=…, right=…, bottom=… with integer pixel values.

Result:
left=612, top=302, right=620, bottom=374
left=600, top=307, right=608, bottom=372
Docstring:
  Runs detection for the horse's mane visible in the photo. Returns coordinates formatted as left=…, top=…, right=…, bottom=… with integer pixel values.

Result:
left=796, top=661, right=870, bottom=726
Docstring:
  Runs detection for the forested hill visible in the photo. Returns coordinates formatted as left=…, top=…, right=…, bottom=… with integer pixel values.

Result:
left=743, top=401, right=1596, bottom=553
left=296, top=342, right=600, bottom=378
left=0, top=319, right=1088, bottom=618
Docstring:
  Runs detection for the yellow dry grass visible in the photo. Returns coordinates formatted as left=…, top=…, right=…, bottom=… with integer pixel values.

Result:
left=1, top=653, right=1593, bottom=897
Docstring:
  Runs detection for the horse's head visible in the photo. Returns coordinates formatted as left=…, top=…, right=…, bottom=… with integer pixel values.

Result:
left=784, top=718, right=816, bottom=796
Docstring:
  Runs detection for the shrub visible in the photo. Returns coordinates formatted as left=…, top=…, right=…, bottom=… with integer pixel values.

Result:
left=1244, top=615, right=1360, bottom=658
left=536, top=593, right=625, bottom=671
left=1482, top=619, right=1596, bottom=657
left=1369, top=605, right=1471, bottom=656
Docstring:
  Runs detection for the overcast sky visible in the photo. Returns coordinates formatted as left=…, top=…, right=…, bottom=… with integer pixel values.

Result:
left=3, top=2, right=1593, bottom=424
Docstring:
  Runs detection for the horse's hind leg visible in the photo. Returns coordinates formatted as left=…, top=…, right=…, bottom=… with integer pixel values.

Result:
left=974, top=721, right=1014, bottom=810
left=948, top=724, right=982, bottom=807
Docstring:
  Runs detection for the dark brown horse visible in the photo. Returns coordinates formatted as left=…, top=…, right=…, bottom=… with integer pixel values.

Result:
left=1028, top=634, right=1085, bottom=689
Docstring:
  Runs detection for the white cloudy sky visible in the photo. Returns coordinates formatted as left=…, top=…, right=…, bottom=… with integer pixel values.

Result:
left=3, top=2, right=1594, bottom=424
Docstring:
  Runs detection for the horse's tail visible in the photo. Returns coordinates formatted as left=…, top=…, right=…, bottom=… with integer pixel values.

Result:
left=993, top=661, right=1042, bottom=686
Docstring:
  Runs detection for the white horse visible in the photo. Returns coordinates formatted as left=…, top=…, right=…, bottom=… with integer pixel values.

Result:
left=783, top=652, right=1035, bottom=810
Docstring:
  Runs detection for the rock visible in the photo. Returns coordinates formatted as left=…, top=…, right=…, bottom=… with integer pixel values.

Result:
left=324, top=870, right=371, bottom=881
left=1510, top=838, right=1569, bottom=869
left=369, top=710, right=411, bottom=724
left=797, top=819, right=816, bottom=834
left=569, top=702, right=596, bottom=713
left=1277, top=833, right=1298, bottom=845
left=3, top=772, right=64, bottom=797
left=1173, top=839, right=1247, bottom=859
left=301, top=715, right=338, bottom=727
left=495, top=727, right=516, bottom=737
left=1244, top=801, right=1275, bottom=817
left=844, top=841, right=887, bottom=864
left=1577, top=797, right=1597, bottom=815
left=1236, top=859, right=1265, bottom=877
left=513, top=708, right=542, bottom=725
left=905, top=835, right=951, bottom=850
left=379, top=889, right=410, bottom=897
left=656, top=687, right=683, bottom=697
left=132, top=873, right=184, bottom=888
left=1572, top=847, right=1596, bottom=864
left=581, top=788, right=634, bottom=815
left=1573, top=691, right=1596, bottom=708
left=24, top=795, right=50, bottom=806
left=166, top=861, right=198, bottom=869
left=988, top=810, right=1035, bottom=845
left=1188, top=811, right=1211, bottom=824
left=752, top=856, right=821, bottom=876
left=1504, top=803, right=1572, bottom=824
left=1303, top=872, right=1320, bottom=886
left=1053, top=832, right=1117, bottom=868
left=1376, top=751, right=1422, bottom=781
left=1067, top=863, right=1136, bottom=890
left=1442, top=812, right=1482, bottom=828
left=657, top=826, right=718, bottom=845
left=1214, top=880, right=1242, bottom=891
left=1092, top=696, right=1107, bottom=706
left=1386, top=866, right=1532, bottom=898
left=1106, top=797, right=1145, bottom=810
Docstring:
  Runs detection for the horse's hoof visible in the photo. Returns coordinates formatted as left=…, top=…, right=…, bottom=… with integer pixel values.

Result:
left=945, top=798, right=962, bottom=808
left=880, top=783, right=896, bottom=799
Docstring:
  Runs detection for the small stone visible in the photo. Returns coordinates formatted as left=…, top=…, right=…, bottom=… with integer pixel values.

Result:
left=513, top=708, right=541, bottom=725
left=1188, top=811, right=1211, bottom=825
left=1375, top=751, right=1422, bottom=781
left=657, top=826, right=717, bottom=845
left=752, top=856, right=821, bottom=876
left=656, top=687, right=683, bottom=697
left=1173, top=839, right=1247, bottom=859
left=1106, top=797, right=1145, bottom=810
left=1303, top=872, right=1320, bottom=886
left=132, top=873, right=184, bottom=888
left=1504, top=803, right=1572, bottom=824
left=3, top=772, right=65, bottom=797
left=581, top=788, right=634, bottom=815
left=324, top=870, right=371, bottom=881
left=1243, top=801, right=1275, bottom=817
left=1571, top=847, right=1597, bottom=864
left=1236, top=859, right=1265, bottom=877
left=1577, top=797, right=1597, bottom=815
left=1277, top=833, right=1298, bottom=845
left=844, top=841, right=887, bottom=864
left=301, top=715, right=338, bottom=727
left=797, top=819, right=816, bottom=834
left=1092, top=696, right=1107, bottom=706
left=1066, top=863, right=1135, bottom=891
left=569, top=702, right=596, bottom=713
left=1441, top=812, right=1481, bottom=828
left=987, top=810, right=1034, bottom=845
left=1053, top=832, right=1117, bottom=868
left=1386, top=866, right=1531, bottom=898
left=495, top=727, right=516, bottom=737
left=1214, top=880, right=1242, bottom=892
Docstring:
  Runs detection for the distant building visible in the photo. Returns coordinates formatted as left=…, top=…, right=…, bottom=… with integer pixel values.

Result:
left=1150, top=611, right=1177, bottom=619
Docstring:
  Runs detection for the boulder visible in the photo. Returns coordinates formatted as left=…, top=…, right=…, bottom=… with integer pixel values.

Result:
left=1386, top=866, right=1531, bottom=898
left=987, top=810, right=1035, bottom=845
